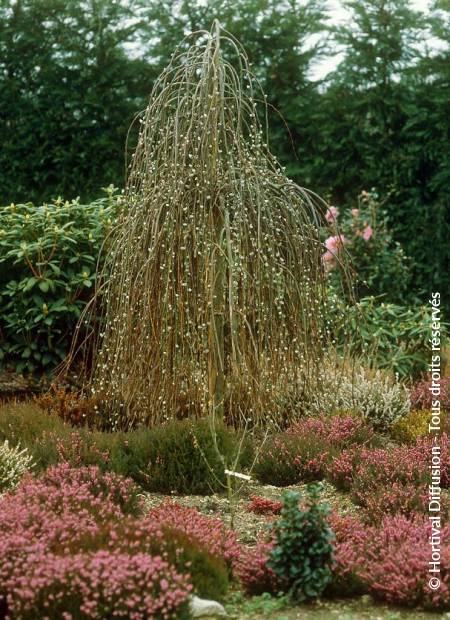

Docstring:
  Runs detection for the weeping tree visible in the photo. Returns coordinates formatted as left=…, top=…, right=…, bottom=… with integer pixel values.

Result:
left=77, top=22, right=347, bottom=429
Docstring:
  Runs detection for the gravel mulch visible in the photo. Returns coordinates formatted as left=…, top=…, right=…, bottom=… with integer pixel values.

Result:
left=141, top=479, right=359, bottom=545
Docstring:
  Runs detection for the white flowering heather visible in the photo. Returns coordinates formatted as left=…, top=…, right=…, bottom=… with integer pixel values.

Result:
left=308, top=365, right=410, bottom=431
left=76, top=23, right=351, bottom=428
left=0, top=441, right=33, bottom=493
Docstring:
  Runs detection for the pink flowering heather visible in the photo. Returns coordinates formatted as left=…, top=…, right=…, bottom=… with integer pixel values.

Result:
left=0, top=465, right=232, bottom=617
left=0, top=464, right=142, bottom=575
left=236, top=538, right=281, bottom=595
left=0, top=466, right=150, bottom=614
left=247, top=495, right=283, bottom=515
left=287, top=414, right=374, bottom=448
left=411, top=377, right=450, bottom=411
left=350, top=444, right=429, bottom=503
left=54, top=431, right=110, bottom=467
left=328, top=441, right=430, bottom=497
left=326, top=447, right=360, bottom=491
left=288, top=415, right=373, bottom=482
left=325, top=206, right=339, bottom=223
left=415, top=433, right=450, bottom=487
left=328, top=436, right=450, bottom=523
left=355, top=435, right=450, bottom=494
left=13, top=462, right=142, bottom=516
left=361, top=482, right=430, bottom=523
left=146, top=502, right=241, bottom=570
left=5, top=551, right=191, bottom=620
left=255, top=415, right=374, bottom=486
left=327, top=513, right=367, bottom=595
left=330, top=513, right=450, bottom=609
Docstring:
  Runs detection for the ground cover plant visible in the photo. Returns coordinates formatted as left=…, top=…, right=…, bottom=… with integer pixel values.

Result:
left=330, top=513, right=450, bottom=610
left=0, top=395, right=449, bottom=614
left=0, top=401, right=250, bottom=494
left=0, top=464, right=242, bottom=617
left=253, top=413, right=376, bottom=486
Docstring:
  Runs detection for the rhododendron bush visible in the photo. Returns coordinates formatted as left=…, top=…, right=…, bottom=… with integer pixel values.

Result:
left=0, top=464, right=239, bottom=618
left=322, top=190, right=410, bottom=303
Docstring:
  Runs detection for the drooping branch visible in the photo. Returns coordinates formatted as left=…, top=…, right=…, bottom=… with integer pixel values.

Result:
left=81, top=22, right=347, bottom=428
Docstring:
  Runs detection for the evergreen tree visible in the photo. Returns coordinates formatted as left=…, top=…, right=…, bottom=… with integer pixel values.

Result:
left=0, top=0, right=154, bottom=203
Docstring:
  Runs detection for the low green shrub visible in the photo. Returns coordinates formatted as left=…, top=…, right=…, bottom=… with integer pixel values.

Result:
left=0, top=188, right=119, bottom=374
left=0, top=402, right=249, bottom=494
left=268, top=486, right=335, bottom=601
left=0, top=401, right=69, bottom=468
left=253, top=433, right=315, bottom=486
left=165, top=530, right=229, bottom=599
left=0, top=401, right=111, bottom=472
left=118, top=417, right=251, bottom=494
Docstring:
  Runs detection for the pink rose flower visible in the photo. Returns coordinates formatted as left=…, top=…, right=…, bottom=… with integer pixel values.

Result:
left=362, top=225, right=373, bottom=241
left=322, top=251, right=336, bottom=272
left=325, top=206, right=339, bottom=223
left=324, top=234, right=346, bottom=255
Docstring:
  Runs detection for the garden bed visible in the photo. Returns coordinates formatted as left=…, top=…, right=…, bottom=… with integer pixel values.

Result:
left=0, top=397, right=449, bottom=618
left=141, top=480, right=358, bottom=545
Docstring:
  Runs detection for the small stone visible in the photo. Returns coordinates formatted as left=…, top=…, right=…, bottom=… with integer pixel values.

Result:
left=189, top=595, right=227, bottom=618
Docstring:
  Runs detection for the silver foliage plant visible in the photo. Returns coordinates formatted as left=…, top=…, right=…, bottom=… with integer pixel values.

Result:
left=306, top=362, right=411, bottom=431
left=82, top=22, right=349, bottom=428
left=0, top=441, right=34, bottom=494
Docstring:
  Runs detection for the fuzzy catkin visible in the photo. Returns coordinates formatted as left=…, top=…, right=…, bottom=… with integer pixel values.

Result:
left=81, top=23, right=350, bottom=428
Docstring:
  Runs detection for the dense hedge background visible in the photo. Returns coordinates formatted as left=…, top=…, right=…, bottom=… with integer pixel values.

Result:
left=0, top=0, right=448, bottom=303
